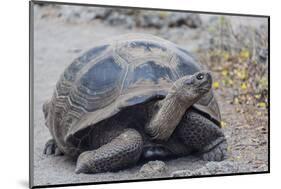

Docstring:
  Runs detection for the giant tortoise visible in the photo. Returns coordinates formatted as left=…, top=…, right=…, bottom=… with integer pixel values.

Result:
left=43, top=33, right=227, bottom=174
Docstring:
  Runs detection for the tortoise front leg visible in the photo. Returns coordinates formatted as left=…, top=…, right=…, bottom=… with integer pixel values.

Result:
left=75, top=129, right=143, bottom=174
left=175, top=109, right=228, bottom=161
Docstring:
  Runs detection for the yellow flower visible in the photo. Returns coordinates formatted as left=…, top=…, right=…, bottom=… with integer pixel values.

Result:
left=213, top=82, right=220, bottom=89
left=240, top=49, right=250, bottom=59
left=241, top=83, right=247, bottom=90
left=222, top=69, right=228, bottom=76
left=255, top=94, right=261, bottom=99
left=258, top=102, right=267, bottom=108
left=236, top=69, right=247, bottom=80
left=222, top=52, right=230, bottom=61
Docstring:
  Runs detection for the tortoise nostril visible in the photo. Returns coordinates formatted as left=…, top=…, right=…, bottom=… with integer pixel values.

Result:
left=206, top=72, right=212, bottom=83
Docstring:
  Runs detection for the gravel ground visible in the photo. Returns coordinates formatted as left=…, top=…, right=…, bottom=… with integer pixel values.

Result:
left=31, top=4, right=268, bottom=187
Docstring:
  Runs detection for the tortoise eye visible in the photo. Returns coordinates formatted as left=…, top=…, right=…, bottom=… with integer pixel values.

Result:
left=196, top=73, right=204, bottom=80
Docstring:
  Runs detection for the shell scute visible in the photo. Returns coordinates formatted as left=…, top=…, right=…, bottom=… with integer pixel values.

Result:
left=78, top=44, right=109, bottom=63
left=132, top=60, right=175, bottom=84
left=78, top=57, right=123, bottom=93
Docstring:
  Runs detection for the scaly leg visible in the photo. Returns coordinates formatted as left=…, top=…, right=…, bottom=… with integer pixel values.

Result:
left=75, top=128, right=143, bottom=174
left=175, top=109, right=227, bottom=161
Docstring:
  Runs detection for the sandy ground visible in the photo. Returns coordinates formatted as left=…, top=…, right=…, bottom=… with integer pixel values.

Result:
left=32, top=5, right=268, bottom=187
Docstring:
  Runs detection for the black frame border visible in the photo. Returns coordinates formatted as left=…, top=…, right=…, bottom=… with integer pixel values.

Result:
left=29, top=0, right=270, bottom=188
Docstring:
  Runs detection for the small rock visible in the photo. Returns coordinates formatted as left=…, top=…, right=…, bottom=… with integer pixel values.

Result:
left=137, top=13, right=164, bottom=29
left=204, top=161, right=240, bottom=174
left=171, top=161, right=248, bottom=177
left=138, top=161, right=167, bottom=178
left=168, top=13, right=202, bottom=28
left=92, top=8, right=112, bottom=20
left=106, top=12, right=135, bottom=28
left=171, top=167, right=210, bottom=177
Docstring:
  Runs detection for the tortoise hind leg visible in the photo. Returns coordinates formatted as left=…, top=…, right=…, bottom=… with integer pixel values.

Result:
left=43, top=139, right=64, bottom=156
left=175, top=109, right=227, bottom=161
left=75, top=128, right=143, bottom=174
left=201, top=137, right=228, bottom=161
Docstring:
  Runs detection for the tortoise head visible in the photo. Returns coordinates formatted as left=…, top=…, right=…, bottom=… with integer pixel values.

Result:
left=173, top=71, right=212, bottom=102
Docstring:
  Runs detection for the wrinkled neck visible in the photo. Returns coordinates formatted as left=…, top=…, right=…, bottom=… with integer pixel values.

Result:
left=148, top=93, right=194, bottom=141
left=158, top=94, right=190, bottom=121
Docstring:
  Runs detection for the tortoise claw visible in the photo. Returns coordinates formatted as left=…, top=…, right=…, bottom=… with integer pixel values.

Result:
left=54, top=147, right=64, bottom=156
left=43, top=139, right=63, bottom=156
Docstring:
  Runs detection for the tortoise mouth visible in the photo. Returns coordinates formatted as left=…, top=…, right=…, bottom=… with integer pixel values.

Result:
left=197, top=87, right=210, bottom=94
left=197, top=80, right=212, bottom=93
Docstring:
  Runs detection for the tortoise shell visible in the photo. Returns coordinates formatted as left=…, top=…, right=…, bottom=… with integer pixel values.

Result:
left=44, top=33, right=221, bottom=155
